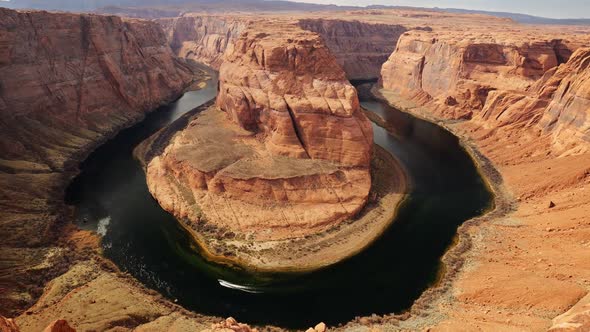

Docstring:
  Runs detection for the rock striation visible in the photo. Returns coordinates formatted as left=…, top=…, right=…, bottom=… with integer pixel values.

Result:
left=380, top=29, right=590, bottom=153
left=157, top=15, right=248, bottom=69
left=0, top=7, right=197, bottom=315
left=538, top=47, right=590, bottom=153
left=299, top=18, right=407, bottom=80
left=217, top=24, right=373, bottom=167
left=147, top=23, right=373, bottom=240
left=140, top=23, right=378, bottom=269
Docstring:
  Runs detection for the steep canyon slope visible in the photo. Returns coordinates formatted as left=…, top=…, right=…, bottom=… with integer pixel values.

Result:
left=0, top=7, right=199, bottom=317
left=298, top=19, right=407, bottom=80
left=377, top=24, right=590, bottom=331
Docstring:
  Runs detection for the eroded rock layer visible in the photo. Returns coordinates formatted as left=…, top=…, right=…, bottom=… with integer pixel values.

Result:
left=380, top=29, right=590, bottom=153
left=539, top=47, right=590, bottom=152
left=144, top=23, right=373, bottom=244
left=157, top=15, right=248, bottom=69
left=298, top=19, right=407, bottom=80
left=377, top=22, right=590, bottom=332
left=0, top=7, right=197, bottom=315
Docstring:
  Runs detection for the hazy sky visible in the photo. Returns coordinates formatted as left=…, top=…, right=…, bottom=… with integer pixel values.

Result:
left=293, top=0, right=590, bottom=19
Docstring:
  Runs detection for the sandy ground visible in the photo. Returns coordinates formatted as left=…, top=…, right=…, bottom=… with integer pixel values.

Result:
left=355, top=89, right=590, bottom=332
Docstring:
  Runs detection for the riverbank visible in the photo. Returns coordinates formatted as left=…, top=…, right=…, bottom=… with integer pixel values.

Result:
left=136, top=103, right=409, bottom=273
left=352, top=87, right=590, bottom=331
left=1, top=68, right=226, bottom=331
left=0, top=63, right=209, bottom=316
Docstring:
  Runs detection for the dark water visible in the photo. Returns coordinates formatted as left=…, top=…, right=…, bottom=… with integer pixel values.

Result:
left=66, top=70, right=492, bottom=329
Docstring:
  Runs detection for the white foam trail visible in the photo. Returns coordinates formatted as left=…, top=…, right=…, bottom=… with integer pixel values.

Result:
left=96, top=217, right=111, bottom=236
left=218, top=279, right=263, bottom=294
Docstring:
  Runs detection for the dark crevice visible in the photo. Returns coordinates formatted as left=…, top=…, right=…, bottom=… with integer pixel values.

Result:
left=284, top=102, right=311, bottom=159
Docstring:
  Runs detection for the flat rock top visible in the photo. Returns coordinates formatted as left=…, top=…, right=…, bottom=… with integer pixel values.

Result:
left=170, top=106, right=341, bottom=179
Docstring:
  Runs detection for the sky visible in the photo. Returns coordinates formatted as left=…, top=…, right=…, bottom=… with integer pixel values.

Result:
left=292, top=0, right=590, bottom=19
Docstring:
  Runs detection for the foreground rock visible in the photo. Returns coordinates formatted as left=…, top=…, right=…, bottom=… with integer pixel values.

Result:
left=138, top=23, right=407, bottom=271
left=0, top=7, right=200, bottom=316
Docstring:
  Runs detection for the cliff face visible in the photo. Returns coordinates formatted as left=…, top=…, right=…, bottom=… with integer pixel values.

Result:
left=381, top=30, right=574, bottom=120
left=539, top=48, right=590, bottom=153
left=157, top=16, right=407, bottom=80
left=0, top=7, right=196, bottom=315
left=377, top=26, right=590, bottom=332
left=380, top=30, right=589, bottom=153
left=217, top=24, right=373, bottom=167
left=157, top=15, right=248, bottom=69
left=144, top=23, right=373, bottom=245
left=0, top=8, right=194, bottom=169
left=298, top=19, right=408, bottom=80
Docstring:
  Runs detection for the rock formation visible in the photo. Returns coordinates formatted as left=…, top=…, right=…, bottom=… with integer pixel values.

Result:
left=42, top=320, right=76, bottom=332
left=157, top=15, right=248, bottom=69
left=380, top=29, right=590, bottom=154
left=0, top=7, right=198, bottom=315
left=217, top=24, right=373, bottom=167
left=140, top=23, right=378, bottom=269
left=381, top=30, right=576, bottom=118
left=2, top=4, right=588, bottom=331
left=539, top=47, right=590, bottom=153
left=0, top=317, right=19, bottom=332
left=549, top=293, right=590, bottom=331
left=158, top=16, right=407, bottom=80
left=0, top=317, right=77, bottom=332
left=299, top=19, right=407, bottom=80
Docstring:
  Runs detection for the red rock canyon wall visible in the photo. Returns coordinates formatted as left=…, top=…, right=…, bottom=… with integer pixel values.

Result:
left=0, top=7, right=195, bottom=315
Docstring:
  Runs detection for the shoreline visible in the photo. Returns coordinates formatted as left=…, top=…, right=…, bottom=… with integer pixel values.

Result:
left=363, top=87, right=590, bottom=331
left=346, top=87, right=518, bottom=329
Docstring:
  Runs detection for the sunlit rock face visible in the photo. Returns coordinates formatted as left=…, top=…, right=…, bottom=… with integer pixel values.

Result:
left=145, top=23, right=373, bottom=242
left=217, top=23, right=373, bottom=167
left=380, top=29, right=590, bottom=153
left=0, top=8, right=194, bottom=169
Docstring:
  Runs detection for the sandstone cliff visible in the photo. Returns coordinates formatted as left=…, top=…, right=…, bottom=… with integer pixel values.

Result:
left=539, top=47, right=590, bottom=153
left=0, top=7, right=197, bottom=315
left=157, top=15, right=248, bottom=69
left=380, top=29, right=589, bottom=153
left=217, top=24, right=373, bottom=167
left=141, top=23, right=377, bottom=267
left=299, top=19, right=407, bottom=80
left=159, top=16, right=408, bottom=80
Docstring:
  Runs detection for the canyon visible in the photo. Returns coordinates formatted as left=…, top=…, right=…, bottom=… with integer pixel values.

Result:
left=0, top=4, right=589, bottom=332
